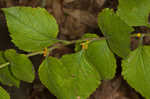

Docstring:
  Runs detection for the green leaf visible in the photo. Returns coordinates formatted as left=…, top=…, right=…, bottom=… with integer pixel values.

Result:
left=85, top=40, right=116, bottom=80
left=4, top=49, right=35, bottom=83
left=2, top=7, right=59, bottom=52
left=122, top=46, right=150, bottom=99
left=0, top=51, right=20, bottom=87
left=39, top=51, right=100, bottom=99
left=98, top=8, right=134, bottom=58
left=117, top=0, right=150, bottom=26
left=0, top=86, right=10, bottom=99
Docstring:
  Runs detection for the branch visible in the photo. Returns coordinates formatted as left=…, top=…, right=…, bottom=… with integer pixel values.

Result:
left=0, top=33, right=149, bottom=69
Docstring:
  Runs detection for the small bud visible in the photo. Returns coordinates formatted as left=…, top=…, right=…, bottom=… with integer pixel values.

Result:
left=137, top=33, right=141, bottom=38
left=81, top=43, right=86, bottom=50
left=81, top=40, right=90, bottom=50
left=86, top=40, right=89, bottom=44
left=43, top=48, right=48, bottom=57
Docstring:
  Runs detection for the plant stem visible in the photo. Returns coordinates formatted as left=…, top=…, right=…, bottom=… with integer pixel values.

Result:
left=139, top=34, right=144, bottom=46
left=131, top=33, right=150, bottom=37
left=0, top=62, right=10, bottom=69
left=26, top=51, right=44, bottom=57
left=143, top=33, right=150, bottom=37
left=0, top=33, right=150, bottom=69
left=0, top=38, right=100, bottom=69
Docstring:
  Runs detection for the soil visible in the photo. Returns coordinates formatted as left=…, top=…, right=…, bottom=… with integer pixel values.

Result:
left=0, top=0, right=149, bottom=99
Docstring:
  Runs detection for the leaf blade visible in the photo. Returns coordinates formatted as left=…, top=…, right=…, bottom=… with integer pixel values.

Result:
left=98, top=8, right=134, bottom=58
left=0, top=51, right=20, bottom=87
left=117, top=0, right=150, bottom=26
left=4, top=49, right=35, bottom=83
left=39, top=51, right=101, bottom=99
left=85, top=40, right=117, bottom=80
left=0, top=86, right=10, bottom=99
left=122, top=46, right=150, bottom=99
left=2, top=7, right=59, bottom=52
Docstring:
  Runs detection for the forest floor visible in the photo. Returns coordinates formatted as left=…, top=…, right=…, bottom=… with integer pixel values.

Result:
left=0, top=0, right=149, bottom=99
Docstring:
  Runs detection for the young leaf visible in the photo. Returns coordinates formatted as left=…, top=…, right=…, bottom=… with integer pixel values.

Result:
left=117, top=0, right=150, bottom=26
left=122, top=46, right=150, bottom=99
left=0, top=86, right=10, bottom=99
left=0, top=51, right=20, bottom=87
left=85, top=40, right=116, bottom=80
left=98, top=8, right=134, bottom=58
left=2, top=7, right=59, bottom=52
left=39, top=51, right=100, bottom=99
left=4, top=49, right=35, bottom=83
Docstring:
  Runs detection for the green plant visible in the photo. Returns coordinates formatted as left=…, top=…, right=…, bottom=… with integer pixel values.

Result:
left=0, top=0, right=150, bottom=98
